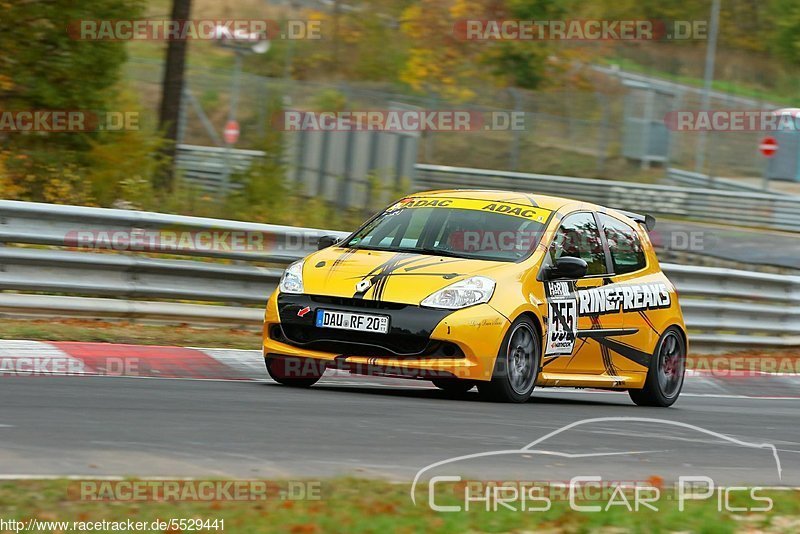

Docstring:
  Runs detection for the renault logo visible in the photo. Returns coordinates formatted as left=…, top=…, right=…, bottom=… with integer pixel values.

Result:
left=356, top=279, right=372, bottom=292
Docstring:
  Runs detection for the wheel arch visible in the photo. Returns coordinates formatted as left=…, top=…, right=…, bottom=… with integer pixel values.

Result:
left=664, top=323, right=689, bottom=353
left=514, top=310, right=544, bottom=343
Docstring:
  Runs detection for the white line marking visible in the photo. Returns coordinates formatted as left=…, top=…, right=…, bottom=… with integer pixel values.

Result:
left=199, top=348, right=265, bottom=377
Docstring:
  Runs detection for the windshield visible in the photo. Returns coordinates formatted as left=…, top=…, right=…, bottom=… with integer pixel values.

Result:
left=344, top=197, right=551, bottom=262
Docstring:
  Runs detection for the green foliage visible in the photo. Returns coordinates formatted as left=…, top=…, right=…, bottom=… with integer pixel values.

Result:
left=6, top=0, right=800, bottom=221
left=487, top=41, right=550, bottom=89
left=769, top=0, right=800, bottom=65
left=0, top=0, right=147, bottom=204
left=312, top=89, right=349, bottom=112
left=483, top=1, right=559, bottom=88
left=0, top=1, right=143, bottom=108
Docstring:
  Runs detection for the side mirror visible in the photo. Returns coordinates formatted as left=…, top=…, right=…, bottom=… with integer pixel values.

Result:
left=317, top=235, right=340, bottom=250
left=546, top=257, right=588, bottom=280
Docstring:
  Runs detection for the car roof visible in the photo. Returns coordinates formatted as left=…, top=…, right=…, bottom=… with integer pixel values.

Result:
left=409, top=189, right=585, bottom=212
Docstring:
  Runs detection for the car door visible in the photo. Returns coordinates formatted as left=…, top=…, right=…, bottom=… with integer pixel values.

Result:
left=540, top=211, right=625, bottom=375
left=596, top=213, right=654, bottom=374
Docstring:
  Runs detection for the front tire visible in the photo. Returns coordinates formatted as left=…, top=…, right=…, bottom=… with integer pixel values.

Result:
left=266, top=356, right=324, bottom=388
left=629, top=327, right=686, bottom=407
left=478, top=317, right=541, bottom=403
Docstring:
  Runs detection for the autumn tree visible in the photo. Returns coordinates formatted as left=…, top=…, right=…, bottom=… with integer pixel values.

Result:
left=0, top=0, right=145, bottom=203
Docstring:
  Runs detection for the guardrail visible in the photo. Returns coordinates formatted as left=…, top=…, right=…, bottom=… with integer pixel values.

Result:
left=664, top=168, right=784, bottom=195
left=176, top=144, right=266, bottom=193
left=0, top=200, right=796, bottom=352
left=414, top=164, right=800, bottom=232
left=174, top=145, right=800, bottom=231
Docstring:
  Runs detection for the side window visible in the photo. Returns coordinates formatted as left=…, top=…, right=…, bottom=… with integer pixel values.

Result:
left=599, top=214, right=647, bottom=275
left=549, top=212, right=607, bottom=276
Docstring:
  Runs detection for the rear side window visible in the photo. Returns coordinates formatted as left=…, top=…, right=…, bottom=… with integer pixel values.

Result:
left=549, top=212, right=607, bottom=276
left=600, top=214, right=647, bottom=275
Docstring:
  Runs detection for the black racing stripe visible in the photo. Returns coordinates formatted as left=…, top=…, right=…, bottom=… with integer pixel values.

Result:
left=353, top=254, right=466, bottom=301
left=353, top=253, right=415, bottom=300
left=602, top=344, right=619, bottom=376
left=352, top=254, right=403, bottom=299
left=578, top=328, right=638, bottom=339
left=589, top=316, right=617, bottom=376
left=595, top=338, right=651, bottom=368
left=638, top=311, right=661, bottom=336
left=374, top=254, right=421, bottom=300
left=326, top=248, right=358, bottom=281
left=332, top=248, right=356, bottom=268
left=542, top=356, right=560, bottom=368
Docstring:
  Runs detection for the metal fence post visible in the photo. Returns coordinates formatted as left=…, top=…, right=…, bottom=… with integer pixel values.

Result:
left=340, top=129, right=355, bottom=209
left=317, top=130, right=330, bottom=198
left=509, top=88, right=522, bottom=171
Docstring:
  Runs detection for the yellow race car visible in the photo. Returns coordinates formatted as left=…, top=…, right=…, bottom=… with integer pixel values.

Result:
left=263, top=190, right=687, bottom=406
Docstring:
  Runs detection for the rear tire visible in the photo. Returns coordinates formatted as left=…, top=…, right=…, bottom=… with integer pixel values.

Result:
left=629, top=327, right=686, bottom=407
left=478, top=317, right=541, bottom=403
left=432, top=378, right=475, bottom=395
left=265, top=356, right=324, bottom=388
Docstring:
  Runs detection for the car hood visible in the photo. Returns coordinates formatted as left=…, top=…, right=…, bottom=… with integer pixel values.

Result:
left=299, top=247, right=508, bottom=305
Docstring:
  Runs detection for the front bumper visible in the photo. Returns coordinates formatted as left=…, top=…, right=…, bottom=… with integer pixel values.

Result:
left=263, top=292, right=510, bottom=381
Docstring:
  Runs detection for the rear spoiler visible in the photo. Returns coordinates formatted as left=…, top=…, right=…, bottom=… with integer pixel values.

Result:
left=618, top=210, right=656, bottom=232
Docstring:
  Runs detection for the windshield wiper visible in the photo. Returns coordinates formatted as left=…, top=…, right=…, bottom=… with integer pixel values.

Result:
left=346, top=244, right=499, bottom=261
left=395, top=247, right=466, bottom=258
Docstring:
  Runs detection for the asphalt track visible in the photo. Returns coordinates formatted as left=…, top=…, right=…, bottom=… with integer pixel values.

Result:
left=656, top=220, right=800, bottom=271
left=1, top=373, right=799, bottom=486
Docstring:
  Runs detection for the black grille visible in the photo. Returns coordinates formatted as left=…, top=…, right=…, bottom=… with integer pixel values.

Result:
left=310, top=296, right=406, bottom=310
left=280, top=324, right=427, bottom=355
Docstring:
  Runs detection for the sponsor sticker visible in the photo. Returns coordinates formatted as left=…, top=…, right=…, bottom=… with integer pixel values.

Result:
left=578, top=282, right=670, bottom=316
left=544, top=281, right=671, bottom=356
left=545, top=281, right=578, bottom=356
left=386, top=197, right=550, bottom=222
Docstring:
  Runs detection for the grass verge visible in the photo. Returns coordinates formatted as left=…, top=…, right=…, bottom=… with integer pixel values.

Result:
left=1, top=478, right=799, bottom=533
left=0, top=319, right=261, bottom=350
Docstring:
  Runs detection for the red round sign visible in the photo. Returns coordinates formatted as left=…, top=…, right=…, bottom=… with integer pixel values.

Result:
left=223, top=120, right=240, bottom=145
left=759, top=136, right=778, bottom=157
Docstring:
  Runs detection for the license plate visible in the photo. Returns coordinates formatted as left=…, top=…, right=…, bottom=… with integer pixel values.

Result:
left=315, top=309, right=389, bottom=334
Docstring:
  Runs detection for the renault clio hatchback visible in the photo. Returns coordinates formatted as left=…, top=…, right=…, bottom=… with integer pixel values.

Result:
left=263, top=190, right=687, bottom=406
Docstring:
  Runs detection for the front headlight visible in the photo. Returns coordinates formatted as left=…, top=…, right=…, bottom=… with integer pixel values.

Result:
left=420, top=276, right=496, bottom=309
left=279, top=260, right=304, bottom=294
